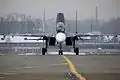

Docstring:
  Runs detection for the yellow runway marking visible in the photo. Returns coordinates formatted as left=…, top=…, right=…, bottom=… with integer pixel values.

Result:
left=62, top=55, right=86, bottom=80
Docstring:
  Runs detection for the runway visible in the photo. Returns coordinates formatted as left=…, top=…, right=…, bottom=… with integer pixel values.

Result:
left=67, top=56, right=120, bottom=80
left=0, top=53, right=120, bottom=80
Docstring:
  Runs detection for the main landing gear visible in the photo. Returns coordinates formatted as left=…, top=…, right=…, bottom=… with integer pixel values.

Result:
left=42, top=48, right=47, bottom=55
left=73, top=36, right=79, bottom=55
left=41, top=37, right=48, bottom=55
left=74, top=47, right=79, bottom=55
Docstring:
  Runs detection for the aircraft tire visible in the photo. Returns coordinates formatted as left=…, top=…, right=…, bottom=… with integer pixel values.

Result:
left=59, top=50, right=63, bottom=55
left=42, top=48, right=47, bottom=55
left=75, top=47, right=79, bottom=55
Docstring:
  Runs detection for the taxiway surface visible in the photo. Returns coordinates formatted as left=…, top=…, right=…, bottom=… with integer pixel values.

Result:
left=0, top=53, right=120, bottom=80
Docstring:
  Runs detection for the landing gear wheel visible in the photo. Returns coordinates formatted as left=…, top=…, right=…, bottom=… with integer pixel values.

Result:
left=42, top=48, right=47, bottom=55
left=59, top=50, right=63, bottom=55
left=74, top=47, right=79, bottom=55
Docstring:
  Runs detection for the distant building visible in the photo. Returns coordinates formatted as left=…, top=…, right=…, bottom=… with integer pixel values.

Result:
left=0, top=13, right=43, bottom=34
left=0, top=35, right=43, bottom=53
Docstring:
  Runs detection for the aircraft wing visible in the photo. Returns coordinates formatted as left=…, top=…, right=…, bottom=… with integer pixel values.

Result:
left=24, top=37, right=44, bottom=40
left=18, top=34, right=45, bottom=37
left=15, top=32, right=55, bottom=40
left=67, top=32, right=103, bottom=36
left=76, top=34, right=104, bottom=38
left=15, top=34, right=49, bottom=41
left=66, top=32, right=104, bottom=40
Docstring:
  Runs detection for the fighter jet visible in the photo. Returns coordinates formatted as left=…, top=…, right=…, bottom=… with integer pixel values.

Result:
left=18, top=10, right=106, bottom=55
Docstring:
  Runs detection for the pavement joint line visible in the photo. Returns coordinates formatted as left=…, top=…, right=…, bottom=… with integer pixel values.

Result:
left=0, top=63, right=68, bottom=76
left=0, top=77, right=4, bottom=78
left=3, top=73, right=18, bottom=75
left=14, top=63, right=68, bottom=70
left=61, top=55, right=86, bottom=80
left=26, top=63, right=68, bottom=68
left=15, top=68, right=21, bottom=69
left=25, top=67, right=33, bottom=69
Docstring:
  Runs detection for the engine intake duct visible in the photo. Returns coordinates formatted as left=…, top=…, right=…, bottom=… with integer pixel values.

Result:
left=65, top=37, right=72, bottom=46
left=49, top=37, right=56, bottom=46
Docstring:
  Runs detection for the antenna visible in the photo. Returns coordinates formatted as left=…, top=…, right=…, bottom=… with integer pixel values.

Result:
left=43, top=8, right=45, bottom=35
left=95, top=4, right=99, bottom=27
left=76, top=10, right=78, bottom=34
left=90, top=24, right=92, bottom=33
left=42, top=8, right=46, bottom=47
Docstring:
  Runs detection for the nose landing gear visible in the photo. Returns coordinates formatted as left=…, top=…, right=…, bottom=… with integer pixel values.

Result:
left=58, top=43, right=63, bottom=55
left=59, top=49, right=63, bottom=55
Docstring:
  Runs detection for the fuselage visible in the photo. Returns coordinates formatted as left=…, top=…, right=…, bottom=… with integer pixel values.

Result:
left=55, top=13, right=66, bottom=43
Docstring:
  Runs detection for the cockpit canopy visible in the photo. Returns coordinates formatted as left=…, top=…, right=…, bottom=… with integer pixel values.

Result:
left=56, top=22, right=65, bottom=33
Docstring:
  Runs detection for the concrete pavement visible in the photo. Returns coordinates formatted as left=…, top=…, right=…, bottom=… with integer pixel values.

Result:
left=0, top=53, right=120, bottom=80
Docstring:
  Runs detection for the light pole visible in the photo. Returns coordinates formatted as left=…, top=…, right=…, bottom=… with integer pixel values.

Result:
left=76, top=10, right=78, bottom=34
left=95, top=4, right=99, bottom=27
left=94, top=4, right=99, bottom=49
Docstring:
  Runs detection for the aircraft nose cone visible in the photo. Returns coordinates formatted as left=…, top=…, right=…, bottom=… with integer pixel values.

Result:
left=56, top=33, right=66, bottom=42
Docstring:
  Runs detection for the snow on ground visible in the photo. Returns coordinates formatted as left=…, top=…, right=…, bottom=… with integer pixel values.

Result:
left=0, top=35, right=43, bottom=43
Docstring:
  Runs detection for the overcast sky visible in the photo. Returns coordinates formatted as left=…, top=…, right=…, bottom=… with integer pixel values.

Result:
left=0, top=0, right=120, bottom=20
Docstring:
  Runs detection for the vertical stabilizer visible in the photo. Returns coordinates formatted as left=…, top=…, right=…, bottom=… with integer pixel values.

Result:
left=76, top=10, right=78, bottom=34
left=56, top=13, right=65, bottom=24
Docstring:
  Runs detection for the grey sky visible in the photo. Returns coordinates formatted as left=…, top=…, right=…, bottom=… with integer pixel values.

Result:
left=0, top=0, right=119, bottom=20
